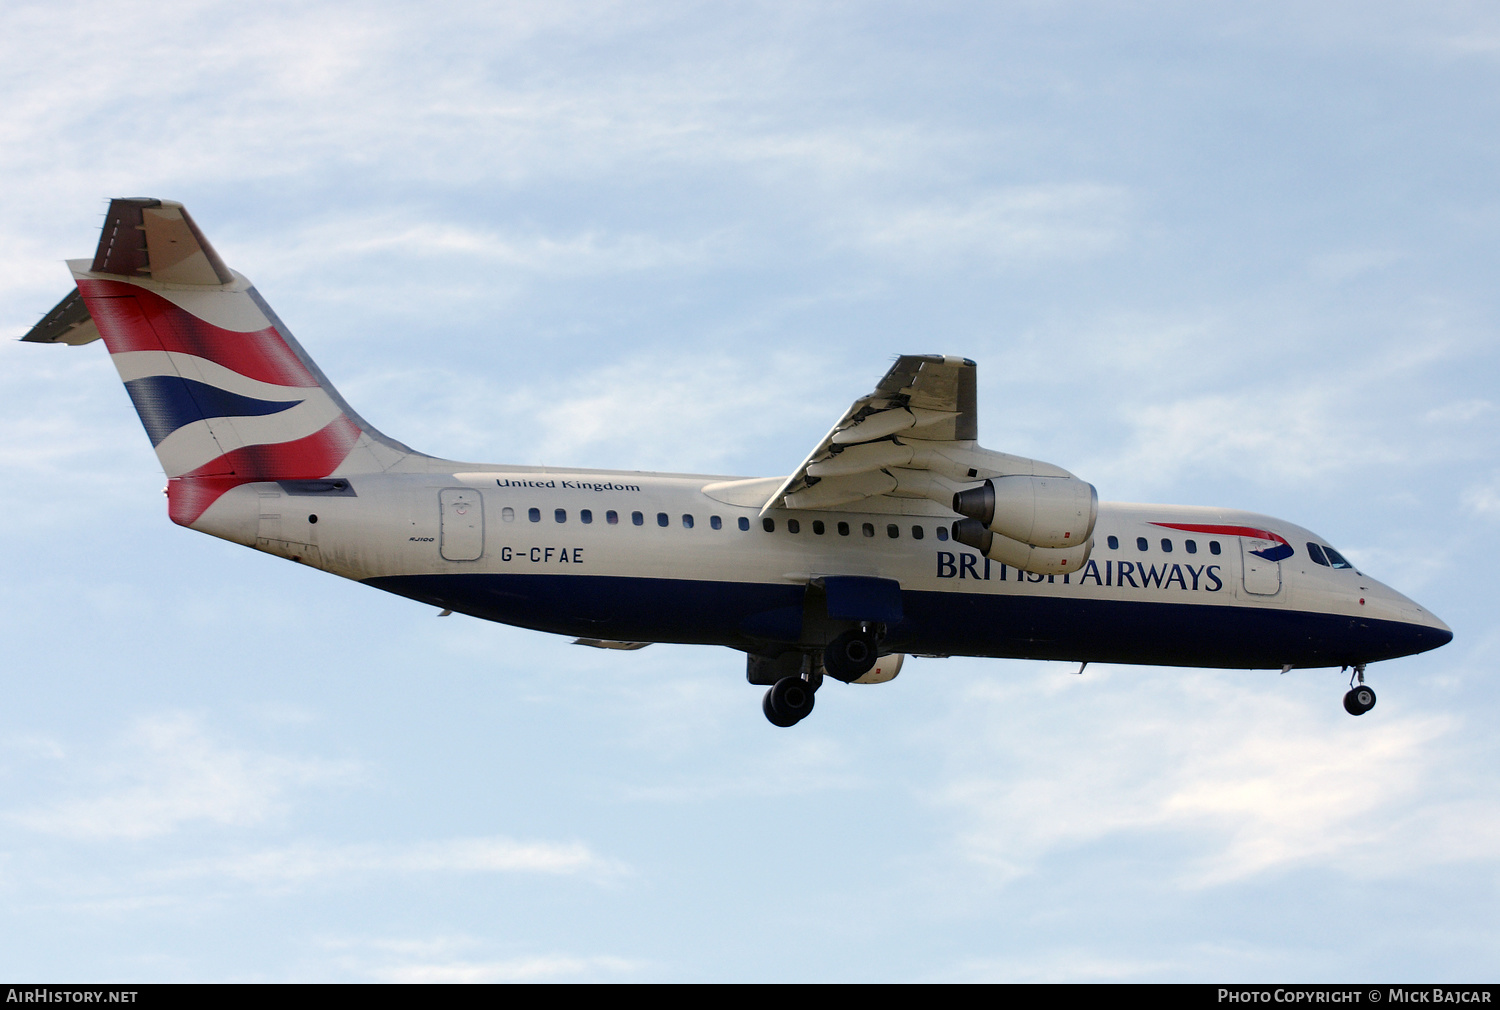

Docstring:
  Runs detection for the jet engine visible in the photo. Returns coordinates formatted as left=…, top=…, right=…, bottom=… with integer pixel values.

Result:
left=951, top=475, right=1098, bottom=575
left=852, top=653, right=903, bottom=685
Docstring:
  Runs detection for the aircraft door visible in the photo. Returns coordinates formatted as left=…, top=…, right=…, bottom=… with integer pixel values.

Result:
left=1240, top=538, right=1282, bottom=596
left=439, top=488, right=484, bottom=561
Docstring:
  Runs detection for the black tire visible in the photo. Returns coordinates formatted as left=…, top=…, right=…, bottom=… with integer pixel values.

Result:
left=1343, top=685, right=1377, bottom=716
left=824, top=629, right=878, bottom=682
left=766, top=675, right=816, bottom=726
left=763, top=687, right=800, bottom=727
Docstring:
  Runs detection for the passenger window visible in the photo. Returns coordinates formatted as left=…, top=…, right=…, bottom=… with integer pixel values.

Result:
left=682, top=514, right=694, bottom=529
left=555, top=508, right=566, bottom=523
left=1185, top=539, right=1197, bottom=554
left=1209, top=541, right=1221, bottom=555
left=1307, top=542, right=1329, bottom=566
left=1107, top=535, right=1118, bottom=550
left=862, top=523, right=875, bottom=538
left=710, top=515, right=722, bottom=530
left=657, top=512, right=669, bottom=527
left=1136, top=537, right=1148, bottom=551
left=1161, top=538, right=1172, bottom=553
left=607, top=510, right=619, bottom=525
left=911, top=526, right=924, bottom=540
left=837, top=522, right=850, bottom=536
left=738, top=517, right=750, bottom=531
left=887, top=524, right=899, bottom=539
left=529, top=507, right=541, bottom=523
left=580, top=509, right=592, bottom=524
left=502, top=506, right=515, bottom=522
left=787, top=519, right=800, bottom=534
left=936, top=526, right=949, bottom=541
left=813, top=520, right=826, bottom=535
left=763, top=518, right=775, bottom=532
left=632, top=511, right=644, bottom=526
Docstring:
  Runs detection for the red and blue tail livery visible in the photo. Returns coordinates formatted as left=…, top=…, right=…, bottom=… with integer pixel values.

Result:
left=25, top=199, right=1452, bottom=726
left=34, top=199, right=407, bottom=525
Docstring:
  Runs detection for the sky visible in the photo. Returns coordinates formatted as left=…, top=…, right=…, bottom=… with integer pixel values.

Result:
left=1, top=0, right=1497, bottom=983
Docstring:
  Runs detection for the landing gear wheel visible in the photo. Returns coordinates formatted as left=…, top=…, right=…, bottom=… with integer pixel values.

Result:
left=762, top=689, right=798, bottom=727
left=763, top=676, right=816, bottom=727
left=1343, top=684, right=1377, bottom=716
left=824, top=629, right=878, bottom=682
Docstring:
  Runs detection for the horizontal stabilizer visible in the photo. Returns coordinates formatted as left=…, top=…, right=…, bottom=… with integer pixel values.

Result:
left=21, top=289, right=99, bottom=345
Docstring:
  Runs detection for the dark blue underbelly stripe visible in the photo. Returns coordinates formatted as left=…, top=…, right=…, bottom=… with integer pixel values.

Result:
left=124, top=374, right=303, bottom=445
left=362, top=572, right=1451, bottom=668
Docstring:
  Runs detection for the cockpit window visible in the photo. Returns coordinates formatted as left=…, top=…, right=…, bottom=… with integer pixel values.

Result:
left=1308, top=542, right=1353, bottom=568
left=1323, top=546, right=1354, bottom=569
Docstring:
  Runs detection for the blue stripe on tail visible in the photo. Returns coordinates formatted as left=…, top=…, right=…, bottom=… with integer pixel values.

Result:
left=123, top=375, right=303, bottom=446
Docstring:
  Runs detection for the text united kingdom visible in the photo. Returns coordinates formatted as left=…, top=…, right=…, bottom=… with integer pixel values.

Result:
left=495, top=478, right=642, bottom=493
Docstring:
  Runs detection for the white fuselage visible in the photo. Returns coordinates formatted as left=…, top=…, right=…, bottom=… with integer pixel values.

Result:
left=195, top=464, right=1451, bottom=671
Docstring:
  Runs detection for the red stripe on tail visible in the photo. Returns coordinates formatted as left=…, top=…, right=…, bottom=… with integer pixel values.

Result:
left=166, top=415, right=362, bottom=526
left=77, top=279, right=318, bottom=387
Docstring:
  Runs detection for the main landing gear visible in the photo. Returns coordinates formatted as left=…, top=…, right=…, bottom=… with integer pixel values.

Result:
left=1342, top=663, right=1376, bottom=716
left=763, top=675, right=817, bottom=727
left=756, top=624, right=886, bottom=728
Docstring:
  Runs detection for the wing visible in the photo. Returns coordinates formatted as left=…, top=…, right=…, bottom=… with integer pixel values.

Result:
left=760, top=354, right=1098, bottom=575
left=764, top=354, right=1039, bottom=514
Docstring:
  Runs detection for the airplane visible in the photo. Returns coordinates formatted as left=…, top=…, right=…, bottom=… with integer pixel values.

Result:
left=23, top=198, right=1453, bottom=727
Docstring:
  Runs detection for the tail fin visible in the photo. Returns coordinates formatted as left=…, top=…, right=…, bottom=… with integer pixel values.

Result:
left=25, top=199, right=419, bottom=526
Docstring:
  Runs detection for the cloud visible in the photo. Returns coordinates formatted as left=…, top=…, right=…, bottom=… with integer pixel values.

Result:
left=927, top=672, right=1500, bottom=888
left=1075, top=322, right=1487, bottom=501
left=620, top=734, right=861, bottom=802
left=1083, top=387, right=1405, bottom=498
left=0, top=0, right=959, bottom=216
left=316, top=936, right=645, bottom=978
left=1306, top=247, right=1404, bottom=282
left=1462, top=473, right=1500, bottom=520
left=358, top=347, right=836, bottom=472
left=848, top=184, right=1131, bottom=266
left=1424, top=399, right=1496, bottom=425
left=368, top=953, right=641, bottom=983
left=10, top=713, right=357, bottom=840
left=244, top=215, right=726, bottom=281
left=949, top=949, right=1179, bottom=984
left=321, top=935, right=643, bottom=982
left=166, top=835, right=625, bottom=888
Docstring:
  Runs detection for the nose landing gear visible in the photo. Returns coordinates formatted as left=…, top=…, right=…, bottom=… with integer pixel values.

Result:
left=1342, top=664, right=1376, bottom=716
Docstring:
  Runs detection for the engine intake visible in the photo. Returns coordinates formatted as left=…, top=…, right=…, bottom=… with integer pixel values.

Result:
left=952, top=475, right=1097, bottom=549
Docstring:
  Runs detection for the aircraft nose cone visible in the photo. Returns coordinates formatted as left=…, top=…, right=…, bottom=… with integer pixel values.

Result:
left=1412, top=618, right=1453, bottom=653
left=1357, top=584, right=1452, bottom=660
left=1397, top=602, right=1452, bottom=656
left=1422, top=611, right=1453, bottom=648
